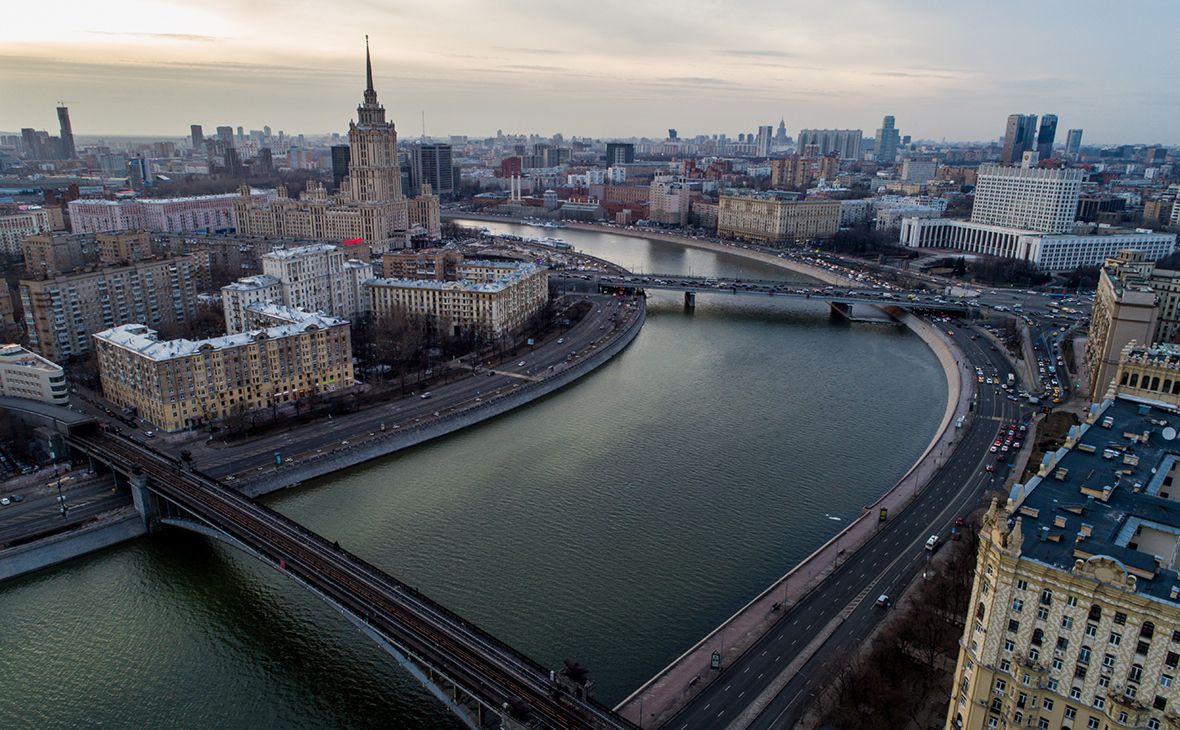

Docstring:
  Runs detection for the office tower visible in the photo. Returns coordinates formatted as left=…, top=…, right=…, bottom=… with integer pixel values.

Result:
left=1000, top=113, right=1038, bottom=163
left=222, top=148, right=243, bottom=177
left=331, top=145, right=351, bottom=190
left=774, top=118, right=788, bottom=143
left=20, top=128, right=40, bottom=159
left=795, top=129, right=863, bottom=160
left=263, top=125, right=271, bottom=138
left=605, top=142, right=635, bottom=164
left=1066, top=128, right=1084, bottom=157
left=190, top=124, right=204, bottom=151
left=56, top=106, right=75, bottom=159
left=235, top=126, right=244, bottom=142
left=874, top=115, right=899, bottom=164
left=755, top=125, right=773, bottom=157
left=216, top=126, right=234, bottom=145
left=668, top=128, right=678, bottom=140
left=971, top=160, right=1082, bottom=233
left=127, top=157, right=151, bottom=190
left=409, top=143, right=455, bottom=196
left=1036, top=113, right=1058, bottom=160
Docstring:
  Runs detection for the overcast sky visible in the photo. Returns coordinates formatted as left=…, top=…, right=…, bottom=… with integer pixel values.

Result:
left=2, top=0, right=1177, bottom=144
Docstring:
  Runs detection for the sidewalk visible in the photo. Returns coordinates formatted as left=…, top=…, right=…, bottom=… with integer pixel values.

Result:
left=615, top=315, right=973, bottom=728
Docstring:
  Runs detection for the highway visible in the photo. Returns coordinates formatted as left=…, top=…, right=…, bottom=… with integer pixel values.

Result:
left=185, top=293, right=639, bottom=479
left=662, top=323, right=1028, bottom=730
left=71, top=429, right=637, bottom=730
left=0, top=475, right=129, bottom=547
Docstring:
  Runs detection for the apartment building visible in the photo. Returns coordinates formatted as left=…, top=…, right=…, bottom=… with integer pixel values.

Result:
left=1108, top=341, right=1180, bottom=406
left=93, top=306, right=354, bottom=432
left=947, top=394, right=1180, bottom=730
left=717, top=192, right=840, bottom=244
left=382, top=248, right=464, bottom=280
left=648, top=175, right=692, bottom=226
left=0, top=344, right=67, bottom=404
left=366, top=261, right=548, bottom=339
left=20, top=256, right=198, bottom=360
left=0, top=207, right=52, bottom=255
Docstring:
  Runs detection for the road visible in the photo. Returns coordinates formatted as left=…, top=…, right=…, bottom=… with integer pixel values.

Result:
left=662, top=324, right=1028, bottom=730
left=0, top=474, right=129, bottom=546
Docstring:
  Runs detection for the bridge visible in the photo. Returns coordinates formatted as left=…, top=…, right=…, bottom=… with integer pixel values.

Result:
left=65, top=425, right=637, bottom=730
left=554, top=273, right=973, bottom=319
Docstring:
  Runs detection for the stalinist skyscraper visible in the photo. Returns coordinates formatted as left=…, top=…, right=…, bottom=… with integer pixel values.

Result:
left=234, top=37, right=440, bottom=252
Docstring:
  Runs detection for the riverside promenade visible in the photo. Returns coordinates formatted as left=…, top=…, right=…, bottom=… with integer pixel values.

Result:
left=613, top=314, right=973, bottom=726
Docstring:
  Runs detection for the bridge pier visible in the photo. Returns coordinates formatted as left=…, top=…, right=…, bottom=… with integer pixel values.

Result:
left=128, top=470, right=159, bottom=532
left=829, top=301, right=852, bottom=320
left=684, top=290, right=696, bottom=309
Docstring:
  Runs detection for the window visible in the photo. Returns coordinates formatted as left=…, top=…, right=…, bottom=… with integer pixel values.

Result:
left=1142, top=622, right=1156, bottom=639
left=1069, top=686, right=1082, bottom=700
left=1062, top=616, right=1074, bottom=630
left=1149, top=719, right=1161, bottom=730
left=1093, top=696, right=1105, bottom=709
left=1042, top=697, right=1054, bottom=711
left=1130, top=664, right=1144, bottom=683
left=1000, top=659, right=1012, bottom=672
left=1172, top=630, right=1180, bottom=643
left=1114, top=612, right=1127, bottom=625
left=1064, top=706, right=1076, bottom=720
left=1078, top=646, right=1092, bottom=664
left=1010, top=619, right=1022, bottom=634
left=1047, top=678, right=1058, bottom=692
left=1155, top=695, right=1167, bottom=711
left=1005, top=640, right=1015, bottom=653
left=1013, top=598, right=1024, bottom=613
left=1085, top=623, right=1098, bottom=638
left=1104, top=653, right=1117, bottom=669
left=1110, top=632, right=1122, bottom=646
left=1038, top=606, right=1051, bottom=620
left=1088, top=604, right=1102, bottom=622
left=1041, top=589, right=1053, bottom=606
left=1017, top=579, right=1028, bottom=591
left=1067, top=596, right=1078, bottom=608
left=1087, top=719, right=1099, bottom=730
left=1168, top=651, right=1180, bottom=669
left=1057, top=637, right=1070, bottom=651
left=1098, top=676, right=1110, bottom=689
left=1053, top=658, right=1064, bottom=671
left=1162, top=675, right=1173, bottom=688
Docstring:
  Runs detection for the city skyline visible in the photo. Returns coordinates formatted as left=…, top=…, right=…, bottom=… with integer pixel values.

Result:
left=2, top=0, right=1178, bottom=143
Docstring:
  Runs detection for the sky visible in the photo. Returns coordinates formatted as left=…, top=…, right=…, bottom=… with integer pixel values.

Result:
left=1, top=0, right=1177, bottom=144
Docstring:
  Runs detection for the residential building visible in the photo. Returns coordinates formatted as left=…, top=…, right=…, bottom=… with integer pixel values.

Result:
left=1036, top=113, right=1058, bottom=160
left=796, top=129, right=863, bottom=159
left=605, top=143, right=635, bottom=165
left=754, top=125, right=773, bottom=158
left=1066, top=128, right=1084, bottom=158
left=717, top=192, right=839, bottom=244
left=68, top=192, right=269, bottom=235
left=0, top=344, right=67, bottom=404
left=1108, top=341, right=1180, bottom=406
left=382, top=248, right=464, bottom=280
left=21, top=232, right=92, bottom=275
left=190, top=125, right=204, bottom=151
left=947, top=394, right=1180, bottom=730
left=649, top=176, right=692, bottom=226
left=233, top=39, right=439, bottom=252
left=900, top=158, right=939, bottom=184
left=1000, top=113, right=1038, bottom=163
left=96, top=230, right=153, bottom=265
left=875, top=115, right=900, bottom=164
left=221, top=244, right=372, bottom=333
left=366, top=261, right=548, bottom=340
left=20, top=256, right=199, bottom=360
left=0, top=207, right=53, bottom=255
left=93, top=307, right=354, bottom=432
left=972, top=161, right=1084, bottom=234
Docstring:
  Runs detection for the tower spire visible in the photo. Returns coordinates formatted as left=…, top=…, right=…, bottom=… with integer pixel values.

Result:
left=365, top=35, right=374, bottom=94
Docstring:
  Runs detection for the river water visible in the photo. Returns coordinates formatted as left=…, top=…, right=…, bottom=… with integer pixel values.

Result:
left=0, top=223, right=946, bottom=729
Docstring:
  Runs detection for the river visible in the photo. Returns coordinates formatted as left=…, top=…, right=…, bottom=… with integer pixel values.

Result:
left=0, top=223, right=946, bottom=729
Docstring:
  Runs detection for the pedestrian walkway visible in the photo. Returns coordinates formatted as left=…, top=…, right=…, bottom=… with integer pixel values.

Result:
left=615, top=314, right=973, bottom=727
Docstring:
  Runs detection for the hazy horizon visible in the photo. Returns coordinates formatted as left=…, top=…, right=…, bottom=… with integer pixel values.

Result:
left=3, top=0, right=1178, bottom=145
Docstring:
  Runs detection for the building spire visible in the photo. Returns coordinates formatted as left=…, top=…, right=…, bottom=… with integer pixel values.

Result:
left=365, top=35, right=374, bottom=94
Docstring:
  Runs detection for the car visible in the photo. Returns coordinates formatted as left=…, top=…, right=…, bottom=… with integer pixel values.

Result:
left=925, top=534, right=940, bottom=550
left=0, top=497, right=9, bottom=506
left=420, top=392, right=432, bottom=399
left=875, top=594, right=892, bottom=608
left=517, top=361, right=526, bottom=367
left=144, top=431, right=155, bottom=438
left=10, top=494, right=23, bottom=503
left=954, top=517, right=966, bottom=527
left=985, top=464, right=994, bottom=472
left=557, top=338, right=565, bottom=344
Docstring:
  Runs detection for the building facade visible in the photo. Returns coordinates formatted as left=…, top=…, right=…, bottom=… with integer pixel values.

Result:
left=93, top=308, right=354, bottom=432
left=717, top=192, right=839, bottom=244
left=21, top=257, right=199, bottom=361
left=0, top=344, right=67, bottom=404
left=1000, top=113, right=1038, bottom=163
left=366, top=261, right=548, bottom=340
left=875, top=115, right=900, bottom=164
left=648, top=175, right=692, bottom=226
left=0, top=207, right=52, bottom=255
left=796, top=129, right=863, bottom=159
left=233, top=40, right=439, bottom=252
left=972, top=163, right=1084, bottom=234
left=67, top=192, right=270, bottom=235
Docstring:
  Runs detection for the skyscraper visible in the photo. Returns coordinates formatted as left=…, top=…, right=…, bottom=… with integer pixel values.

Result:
left=774, top=118, right=788, bottom=144
left=874, top=115, right=899, bottom=164
left=1036, top=113, right=1058, bottom=161
left=1066, top=128, right=1084, bottom=157
left=667, top=128, right=678, bottom=140
left=755, top=125, right=773, bottom=157
left=190, top=125, right=204, bottom=151
left=56, top=106, right=75, bottom=160
left=216, top=126, right=234, bottom=145
left=1000, top=113, right=1038, bottom=163
left=409, top=143, right=455, bottom=196
left=605, top=142, right=635, bottom=164
left=330, top=145, right=351, bottom=190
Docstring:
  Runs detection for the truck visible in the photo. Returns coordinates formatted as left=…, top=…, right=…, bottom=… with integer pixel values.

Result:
left=1007, top=373, right=1015, bottom=385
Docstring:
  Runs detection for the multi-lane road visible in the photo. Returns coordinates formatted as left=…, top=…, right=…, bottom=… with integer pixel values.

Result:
left=0, top=474, right=128, bottom=546
left=664, top=325, right=1027, bottom=730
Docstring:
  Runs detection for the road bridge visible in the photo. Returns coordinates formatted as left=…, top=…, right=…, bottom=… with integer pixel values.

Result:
left=65, top=426, right=637, bottom=730
left=553, top=273, right=973, bottom=318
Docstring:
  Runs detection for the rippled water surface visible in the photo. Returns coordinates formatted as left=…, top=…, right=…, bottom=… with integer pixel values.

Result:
left=0, top=224, right=945, bottom=728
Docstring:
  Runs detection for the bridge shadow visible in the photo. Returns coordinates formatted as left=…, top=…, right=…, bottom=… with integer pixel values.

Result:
left=144, top=529, right=465, bottom=729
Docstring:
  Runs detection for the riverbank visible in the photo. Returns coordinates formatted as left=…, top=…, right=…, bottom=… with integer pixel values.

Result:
left=446, top=212, right=850, bottom=286
left=0, top=508, right=145, bottom=583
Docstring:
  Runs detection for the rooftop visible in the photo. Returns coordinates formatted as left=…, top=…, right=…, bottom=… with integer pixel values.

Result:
left=368, top=261, right=545, bottom=294
left=221, top=274, right=279, bottom=292
left=263, top=243, right=341, bottom=260
left=1009, top=396, right=1180, bottom=605
left=0, top=344, right=62, bottom=373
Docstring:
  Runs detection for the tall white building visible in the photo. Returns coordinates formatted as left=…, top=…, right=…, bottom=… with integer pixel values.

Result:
left=649, top=175, right=692, bottom=226
left=971, top=160, right=1084, bottom=234
left=0, top=344, right=67, bottom=404
left=221, top=244, right=372, bottom=333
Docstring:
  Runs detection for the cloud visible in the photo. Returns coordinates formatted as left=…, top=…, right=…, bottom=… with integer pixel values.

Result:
left=88, top=31, right=222, bottom=42
left=866, top=70, right=959, bottom=80
left=714, top=49, right=796, bottom=59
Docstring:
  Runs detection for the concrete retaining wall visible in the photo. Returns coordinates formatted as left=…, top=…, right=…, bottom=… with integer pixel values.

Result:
left=239, top=302, right=647, bottom=497
left=0, top=509, right=146, bottom=583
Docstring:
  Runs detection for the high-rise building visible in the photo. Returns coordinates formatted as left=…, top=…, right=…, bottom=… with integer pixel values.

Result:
left=648, top=175, right=692, bottom=226
left=874, top=115, right=900, bottom=164
left=795, top=129, right=863, bottom=159
left=1036, top=113, right=1058, bottom=160
left=1066, top=128, right=1084, bottom=157
left=216, top=126, right=234, bottom=145
left=0, top=344, right=68, bottom=405
left=1000, top=113, right=1038, bottom=163
left=20, top=128, right=41, bottom=159
left=56, top=106, right=75, bottom=160
left=605, top=142, right=635, bottom=165
left=330, top=145, right=351, bottom=190
left=233, top=37, right=437, bottom=252
left=190, top=124, right=204, bottom=151
left=971, top=159, right=1083, bottom=234
left=755, top=125, right=773, bottom=157
left=0, top=208, right=53, bottom=255
left=774, top=118, right=788, bottom=143
left=667, top=128, right=678, bottom=140
left=409, top=143, right=455, bottom=196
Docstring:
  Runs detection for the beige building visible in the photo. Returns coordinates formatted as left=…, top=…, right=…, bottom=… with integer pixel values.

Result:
left=367, top=261, right=548, bottom=340
left=947, top=395, right=1180, bottom=730
left=22, top=232, right=95, bottom=276
left=20, top=256, right=199, bottom=360
left=0, top=344, right=67, bottom=404
left=648, top=175, right=691, bottom=226
left=1084, top=250, right=1180, bottom=399
left=93, top=306, right=354, bottom=432
left=1107, top=341, right=1180, bottom=405
left=0, top=207, right=52, bottom=255
left=382, top=248, right=464, bottom=280
left=233, top=42, right=439, bottom=252
left=717, top=192, right=840, bottom=244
